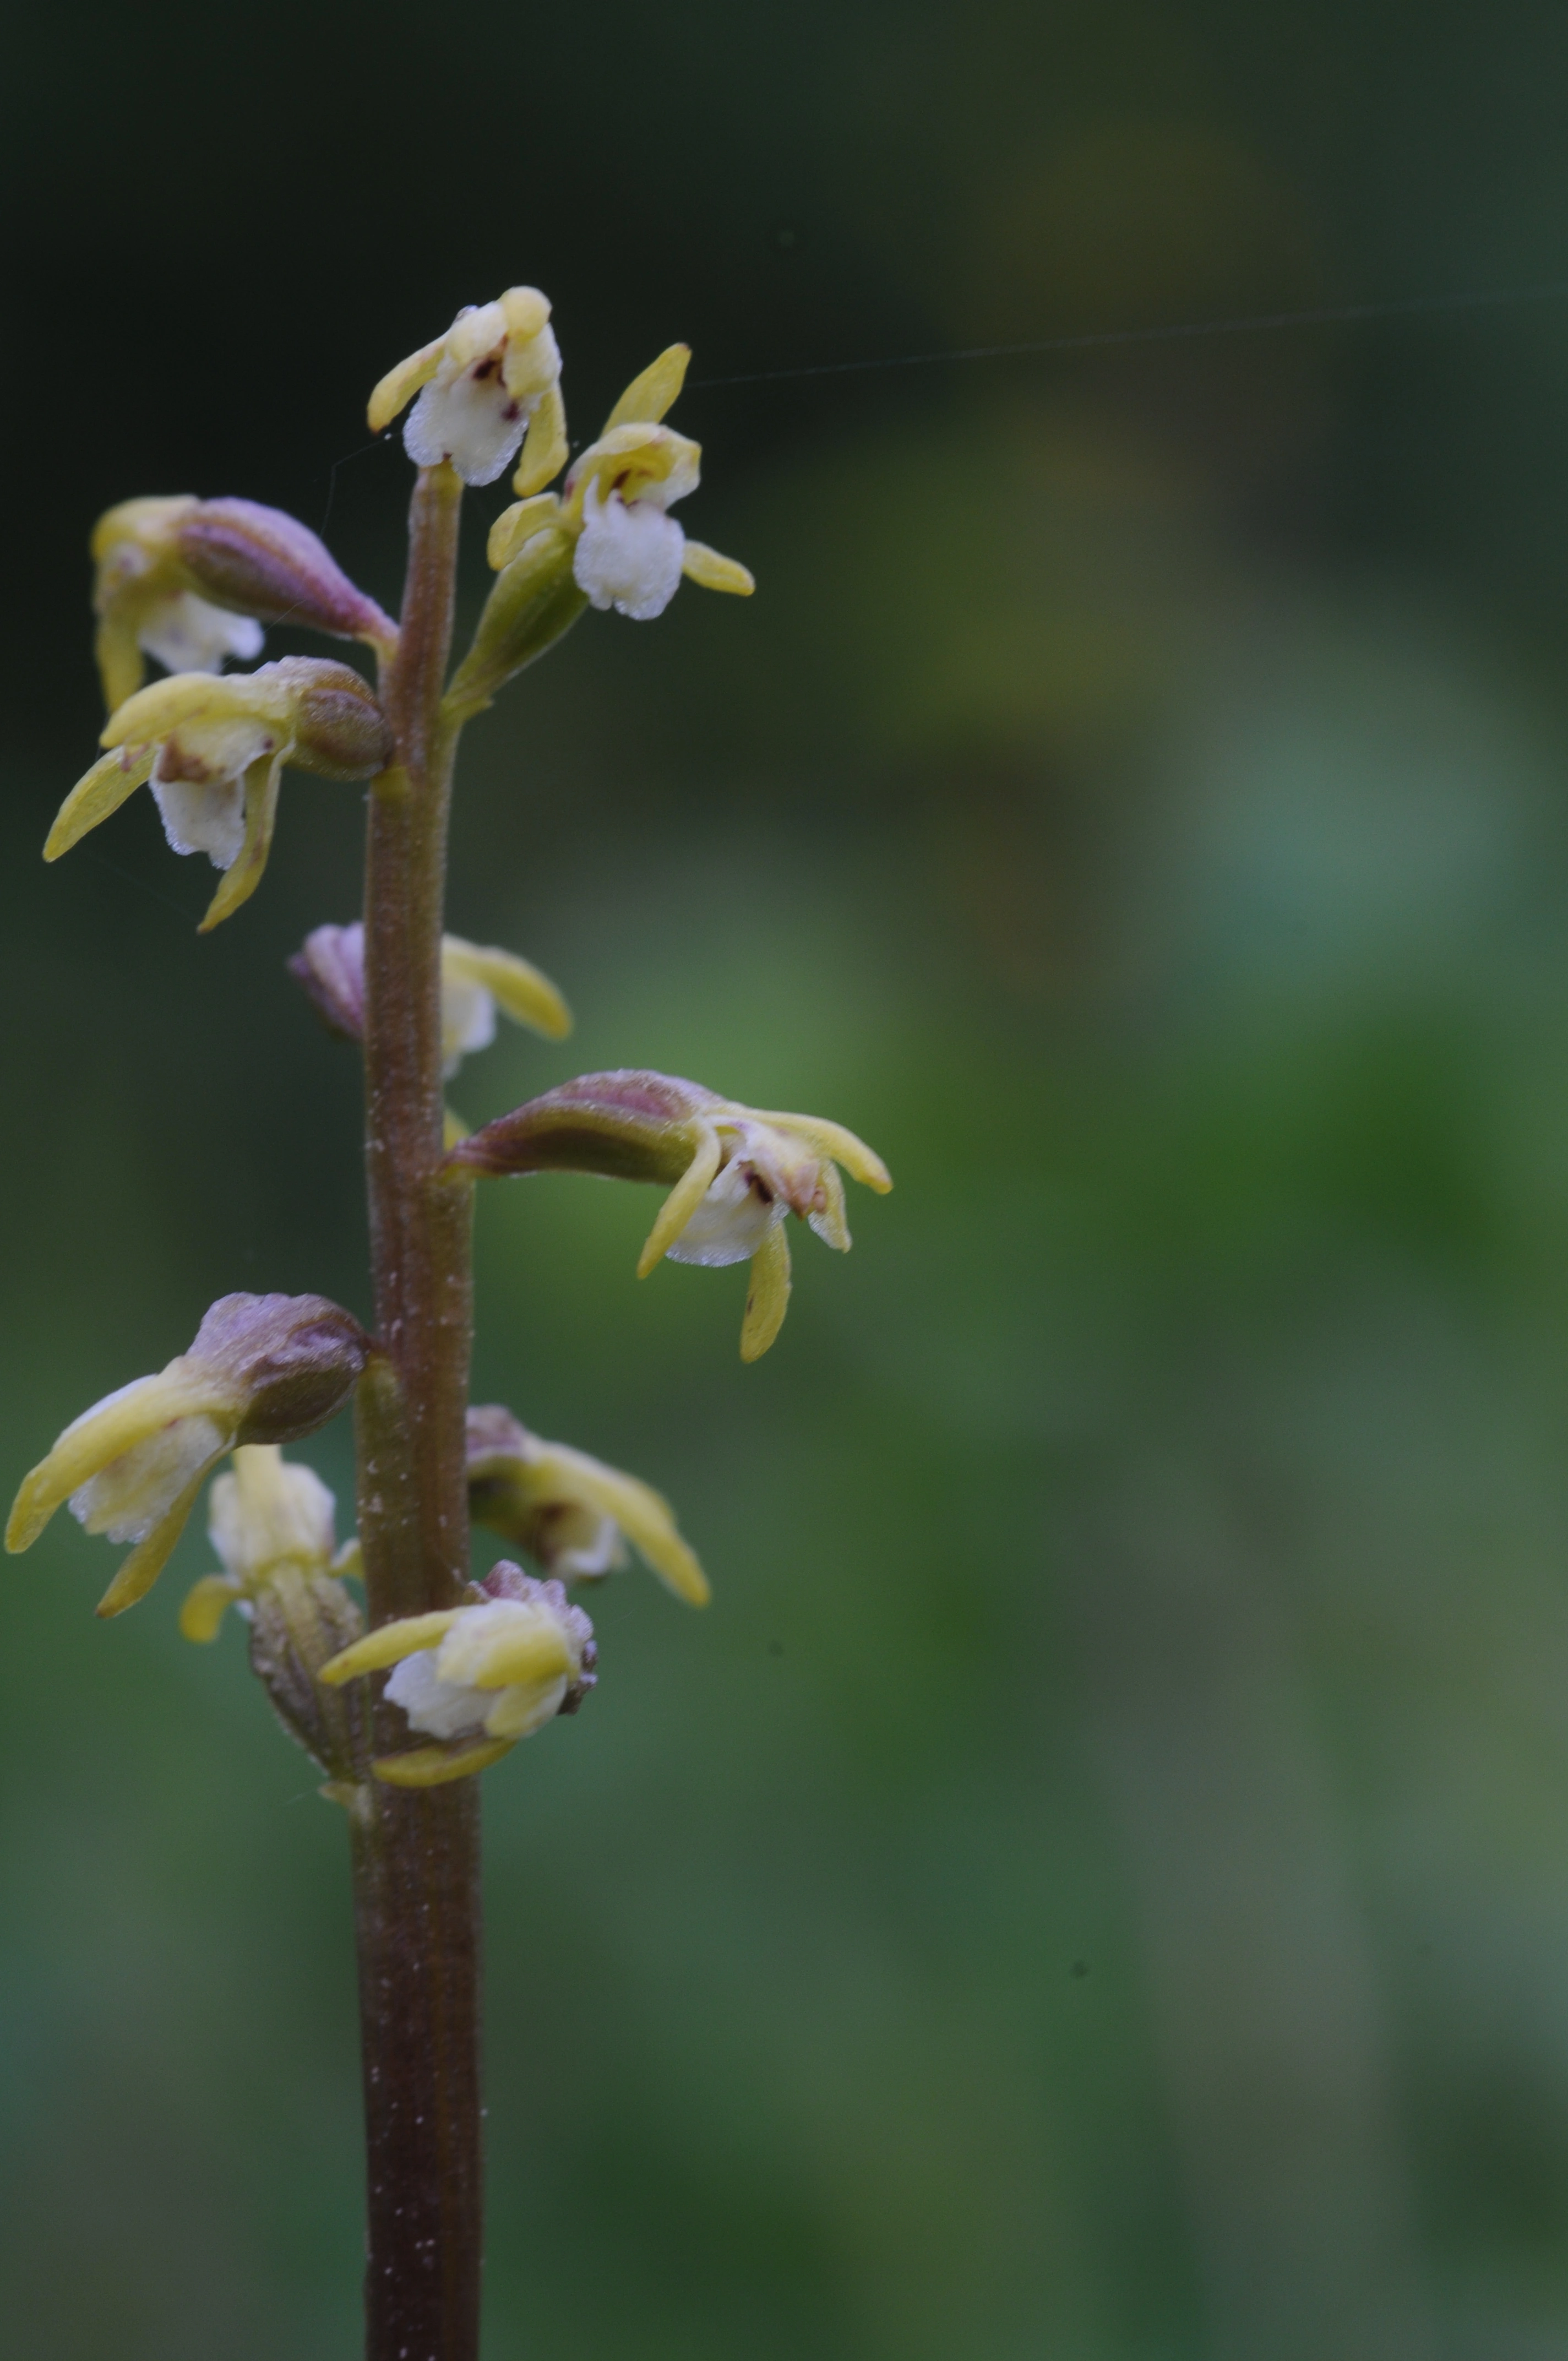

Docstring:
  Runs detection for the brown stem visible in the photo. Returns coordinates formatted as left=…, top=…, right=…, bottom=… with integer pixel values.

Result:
left=353, top=461, right=483, bottom=2361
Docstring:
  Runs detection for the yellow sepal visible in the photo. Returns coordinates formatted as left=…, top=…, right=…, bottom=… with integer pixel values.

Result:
left=528, top=1446, right=710, bottom=1606
left=317, top=1611, right=465, bottom=1685
left=487, top=495, right=563, bottom=572
left=198, top=752, right=284, bottom=933
left=96, top=1456, right=230, bottom=1620
left=179, top=1573, right=244, bottom=1643
left=741, top=1223, right=792, bottom=1362
left=636, top=1123, right=723, bottom=1277
left=605, top=345, right=692, bottom=429
left=372, top=1738, right=516, bottom=1787
left=512, top=384, right=569, bottom=498
left=747, top=1111, right=892, bottom=1193
left=443, top=936, right=572, bottom=1040
left=6, top=1372, right=229, bottom=1554
left=681, top=542, right=755, bottom=597
left=367, top=333, right=448, bottom=433
left=45, top=747, right=156, bottom=862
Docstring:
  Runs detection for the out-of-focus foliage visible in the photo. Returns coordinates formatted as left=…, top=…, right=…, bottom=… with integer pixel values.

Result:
left=6, top=2, right=1568, bottom=2355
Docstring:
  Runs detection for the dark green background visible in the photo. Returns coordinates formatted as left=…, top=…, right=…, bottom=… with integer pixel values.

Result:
left=6, top=3, right=1568, bottom=2353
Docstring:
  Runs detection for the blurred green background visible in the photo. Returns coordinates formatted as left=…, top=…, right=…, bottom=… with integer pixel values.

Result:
left=7, top=2, right=1568, bottom=2354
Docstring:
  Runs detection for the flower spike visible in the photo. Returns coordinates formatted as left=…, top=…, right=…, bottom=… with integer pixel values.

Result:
left=7, top=1296, right=369, bottom=1617
left=91, top=496, right=398, bottom=713
left=319, top=1562, right=596, bottom=1786
left=447, top=1071, right=891, bottom=1358
left=288, top=921, right=570, bottom=1076
left=466, top=1405, right=709, bottom=1604
left=368, top=290, right=567, bottom=490
left=47, top=660, right=393, bottom=931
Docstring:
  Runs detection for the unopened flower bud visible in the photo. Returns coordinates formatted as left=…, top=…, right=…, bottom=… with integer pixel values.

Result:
left=172, top=500, right=396, bottom=650
left=288, top=922, right=570, bottom=1072
left=448, top=1071, right=890, bottom=1358
left=46, top=659, right=393, bottom=932
left=6, top=1293, right=369, bottom=1618
left=318, top=1565, right=595, bottom=1786
left=466, top=1404, right=708, bottom=1603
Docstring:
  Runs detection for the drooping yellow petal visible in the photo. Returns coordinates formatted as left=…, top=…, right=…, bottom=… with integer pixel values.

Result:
left=317, top=1611, right=465, bottom=1685
left=372, top=1738, right=515, bottom=1787
left=94, top=614, right=147, bottom=714
left=747, top=1111, right=892, bottom=1192
left=367, top=332, right=449, bottom=433
left=637, top=1123, right=723, bottom=1277
left=741, top=1223, right=793, bottom=1362
left=96, top=1451, right=230, bottom=1619
left=512, top=383, right=569, bottom=498
left=179, top=1573, right=244, bottom=1642
left=605, top=345, right=692, bottom=429
left=442, top=937, right=571, bottom=1039
left=680, top=542, right=756, bottom=596
left=43, top=747, right=156, bottom=861
left=810, top=1157, right=852, bottom=1252
left=198, top=749, right=285, bottom=933
left=6, top=1371, right=228, bottom=1553
left=530, top=1446, right=710, bottom=1606
left=487, top=495, right=563, bottom=572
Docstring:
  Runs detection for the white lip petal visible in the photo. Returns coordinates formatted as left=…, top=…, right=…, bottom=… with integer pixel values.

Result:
left=665, top=1158, right=782, bottom=1267
left=70, top=1413, right=230, bottom=1546
left=151, top=770, right=248, bottom=868
left=140, top=592, right=264, bottom=678
left=572, top=485, right=686, bottom=621
left=385, top=1649, right=493, bottom=1742
left=404, top=373, right=529, bottom=487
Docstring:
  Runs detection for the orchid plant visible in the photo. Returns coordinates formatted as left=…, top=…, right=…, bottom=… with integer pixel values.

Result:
left=5, top=289, right=890, bottom=2359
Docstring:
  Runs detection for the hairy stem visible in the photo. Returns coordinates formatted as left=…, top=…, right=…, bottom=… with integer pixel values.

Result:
left=353, top=461, right=482, bottom=2361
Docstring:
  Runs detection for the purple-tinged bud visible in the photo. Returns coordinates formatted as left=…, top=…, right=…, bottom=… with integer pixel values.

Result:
left=288, top=923, right=366, bottom=1042
left=175, top=499, right=397, bottom=650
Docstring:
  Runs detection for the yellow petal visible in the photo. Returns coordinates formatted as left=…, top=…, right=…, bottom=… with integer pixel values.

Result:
left=530, top=1445, right=710, bottom=1606
left=512, top=384, right=569, bottom=498
left=499, top=286, right=552, bottom=344
left=6, top=1370, right=228, bottom=1553
left=367, top=332, right=449, bottom=433
left=487, top=494, right=563, bottom=572
left=317, top=1611, right=465, bottom=1685
left=442, top=937, right=572, bottom=1040
left=179, top=1573, right=243, bottom=1642
left=100, top=670, right=277, bottom=750
left=637, top=1123, right=723, bottom=1277
left=94, top=616, right=146, bottom=714
left=605, top=345, right=692, bottom=429
left=44, top=746, right=157, bottom=861
left=453, top=1623, right=571, bottom=1690
left=741, top=1223, right=792, bottom=1362
left=96, top=1452, right=230, bottom=1619
left=680, top=542, right=755, bottom=596
left=810, top=1157, right=852, bottom=1252
left=747, top=1111, right=892, bottom=1193
left=198, top=749, right=285, bottom=933
left=372, top=1738, right=515, bottom=1787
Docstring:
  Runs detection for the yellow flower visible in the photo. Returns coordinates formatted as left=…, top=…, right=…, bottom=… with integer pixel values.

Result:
left=448, top=1071, right=891, bottom=1359
left=45, top=659, right=393, bottom=931
left=319, top=1564, right=596, bottom=1787
left=485, top=343, right=753, bottom=624
left=288, top=922, right=570, bottom=1075
left=466, top=1404, right=708, bottom=1603
left=368, top=288, right=568, bottom=492
left=6, top=1295, right=369, bottom=1618
left=91, top=495, right=397, bottom=714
